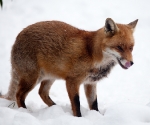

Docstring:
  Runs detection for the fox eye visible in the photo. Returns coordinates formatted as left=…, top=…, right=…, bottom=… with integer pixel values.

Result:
left=116, top=46, right=124, bottom=52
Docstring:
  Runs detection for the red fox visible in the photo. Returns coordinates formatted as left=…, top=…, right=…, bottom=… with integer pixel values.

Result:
left=1, top=18, right=138, bottom=117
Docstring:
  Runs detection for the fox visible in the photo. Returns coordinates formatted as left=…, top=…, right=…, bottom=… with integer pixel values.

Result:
left=1, top=18, right=138, bottom=117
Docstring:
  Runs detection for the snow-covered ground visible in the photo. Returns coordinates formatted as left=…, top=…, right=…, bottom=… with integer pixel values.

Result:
left=0, top=0, right=150, bottom=124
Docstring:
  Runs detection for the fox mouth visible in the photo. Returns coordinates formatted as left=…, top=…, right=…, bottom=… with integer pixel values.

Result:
left=117, top=58, right=128, bottom=69
left=103, top=49, right=132, bottom=69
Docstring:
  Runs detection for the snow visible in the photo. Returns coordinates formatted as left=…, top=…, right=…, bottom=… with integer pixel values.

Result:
left=0, top=0, right=150, bottom=125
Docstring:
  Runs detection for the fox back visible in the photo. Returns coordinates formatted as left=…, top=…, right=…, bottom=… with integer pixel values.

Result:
left=2, top=18, right=138, bottom=117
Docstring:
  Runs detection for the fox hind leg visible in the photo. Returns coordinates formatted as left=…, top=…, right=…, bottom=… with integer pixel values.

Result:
left=16, top=77, right=37, bottom=108
left=39, top=80, right=55, bottom=106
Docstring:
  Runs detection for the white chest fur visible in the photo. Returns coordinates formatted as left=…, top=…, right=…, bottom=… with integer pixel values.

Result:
left=84, top=52, right=117, bottom=84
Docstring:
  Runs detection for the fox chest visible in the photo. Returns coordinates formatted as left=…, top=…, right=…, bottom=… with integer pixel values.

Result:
left=86, top=61, right=116, bottom=82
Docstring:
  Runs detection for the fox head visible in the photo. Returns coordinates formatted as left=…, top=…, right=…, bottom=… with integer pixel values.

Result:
left=102, top=18, right=138, bottom=69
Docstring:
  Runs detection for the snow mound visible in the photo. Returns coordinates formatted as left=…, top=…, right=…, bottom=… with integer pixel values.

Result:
left=1, top=99, right=150, bottom=125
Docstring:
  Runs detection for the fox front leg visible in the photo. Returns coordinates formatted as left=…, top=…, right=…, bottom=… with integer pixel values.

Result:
left=84, top=83, right=98, bottom=111
left=66, top=78, right=82, bottom=117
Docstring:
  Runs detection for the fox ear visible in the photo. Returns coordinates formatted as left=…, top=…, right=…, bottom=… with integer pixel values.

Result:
left=104, top=18, right=119, bottom=37
left=128, top=19, right=138, bottom=32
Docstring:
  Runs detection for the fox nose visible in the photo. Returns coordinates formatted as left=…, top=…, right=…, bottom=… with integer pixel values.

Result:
left=130, top=61, right=134, bottom=66
left=125, top=61, right=134, bottom=68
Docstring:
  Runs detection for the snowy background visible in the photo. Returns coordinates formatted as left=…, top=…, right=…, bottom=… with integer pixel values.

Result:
left=0, top=0, right=150, bottom=125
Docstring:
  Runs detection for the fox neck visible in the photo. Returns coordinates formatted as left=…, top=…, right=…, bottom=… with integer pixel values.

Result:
left=84, top=29, right=117, bottom=83
left=92, top=28, right=107, bottom=62
left=92, top=28, right=117, bottom=66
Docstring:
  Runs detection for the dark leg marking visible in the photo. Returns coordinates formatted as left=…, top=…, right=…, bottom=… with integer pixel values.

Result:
left=91, top=98, right=99, bottom=111
left=74, top=94, right=81, bottom=117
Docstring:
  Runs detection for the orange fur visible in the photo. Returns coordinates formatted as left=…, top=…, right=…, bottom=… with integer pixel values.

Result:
left=2, top=18, right=138, bottom=117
